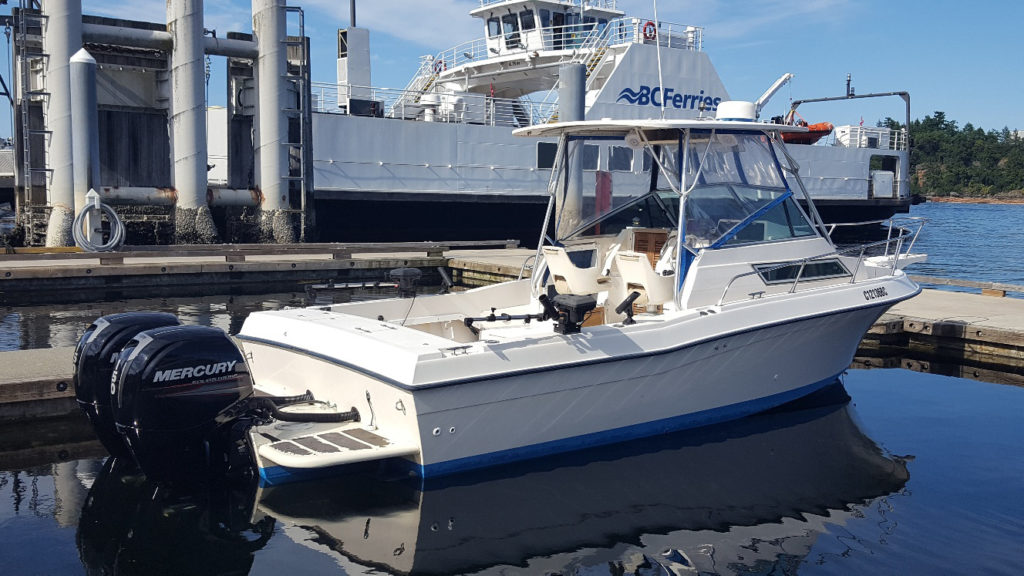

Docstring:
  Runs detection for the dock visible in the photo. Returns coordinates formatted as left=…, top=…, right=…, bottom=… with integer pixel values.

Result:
left=0, top=241, right=521, bottom=305
left=2, top=247, right=1023, bottom=423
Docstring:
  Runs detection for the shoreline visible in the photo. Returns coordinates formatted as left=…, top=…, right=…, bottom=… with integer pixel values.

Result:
left=926, top=196, right=1024, bottom=205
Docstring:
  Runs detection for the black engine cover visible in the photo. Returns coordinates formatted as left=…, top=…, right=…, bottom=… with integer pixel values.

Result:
left=111, top=325, right=254, bottom=480
left=73, top=312, right=180, bottom=457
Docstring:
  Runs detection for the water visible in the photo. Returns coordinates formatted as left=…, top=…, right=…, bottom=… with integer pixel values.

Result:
left=2, top=203, right=1024, bottom=574
left=1, top=370, right=1022, bottom=575
left=0, top=288, right=402, bottom=352
left=910, top=202, right=1024, bottom=286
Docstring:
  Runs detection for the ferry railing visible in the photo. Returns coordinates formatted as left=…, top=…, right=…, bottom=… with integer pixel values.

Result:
left=477, top=0, right=617, bottom=8
left=821, top=126, right=908, bottom=151
left=312, top=81, right=558, bottom=128
left=716, top=217, right=926, bottom=306
left=611, top=18, right=702, bottom=50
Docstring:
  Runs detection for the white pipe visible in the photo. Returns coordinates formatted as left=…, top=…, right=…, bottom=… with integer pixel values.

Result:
left=253, top=0, right=289, bottom=214
left=168, top=0, right=207, bottom=212
left=208, top=187, right=263, bottom=207
left=70, top=49, right=100, bottom=213
left=42, top=0, right=83, bottom=247
left=204, top=36, right=258, bottom=59
left=70, top=48, right=101, bottom=246
left=81, top=23, right=172, bottom=50
left=253, top=0, right=295, bottom=242
left=81, top=23, right=257, bottom=58
left=98, top=186, right=177, bottom=205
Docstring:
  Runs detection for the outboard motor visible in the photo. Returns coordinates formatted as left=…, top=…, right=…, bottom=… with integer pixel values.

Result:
left=73, top=312, right=181, bottom=457
left=111, top=325, right=255, bottom=481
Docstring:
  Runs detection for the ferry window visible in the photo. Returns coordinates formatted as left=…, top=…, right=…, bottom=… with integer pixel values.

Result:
left=502, top=14, right=520, bottom=34
left=540, top=9, right=550, bottom=28
left=582, top=144, right=599, bottom=171
left=755, top=259, right=850, bottom=285
left=487, top=18, right=500, bottom=38
left=520, top=10, right=536, bottom=31
left=609, top=146, right=633, bottom=171
left=503, top=13, right=521, bottom=48
left=537, top=142, right=558, bottom=169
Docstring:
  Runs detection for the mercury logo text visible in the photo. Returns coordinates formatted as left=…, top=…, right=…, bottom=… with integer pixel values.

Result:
left=153, top=361, right=238, bottom=383
left=616, top=86, right=722, bottom=111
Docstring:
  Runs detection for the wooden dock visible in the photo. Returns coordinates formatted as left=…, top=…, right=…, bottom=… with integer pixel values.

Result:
left=0, top=240, right=521, bottom=305
left=2, top=247, right=1023, bottom=422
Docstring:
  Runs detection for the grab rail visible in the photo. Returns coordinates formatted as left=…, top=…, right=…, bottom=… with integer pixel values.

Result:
left=716, top=217, right=926, bottom=306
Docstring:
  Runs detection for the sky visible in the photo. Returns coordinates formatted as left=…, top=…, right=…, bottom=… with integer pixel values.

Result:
left=0, top=0, right=1021, bottom=138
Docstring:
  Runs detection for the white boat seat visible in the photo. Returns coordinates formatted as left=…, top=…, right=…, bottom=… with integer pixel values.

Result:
left=542, top=246, right=609, bottom=296
left=614, top=250, right=675, bottom=308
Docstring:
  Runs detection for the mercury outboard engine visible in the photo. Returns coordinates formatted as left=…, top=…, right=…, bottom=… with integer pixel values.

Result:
left=73, top=312, right=181, bottom=457
left=111, top=325, right=256, bottom=481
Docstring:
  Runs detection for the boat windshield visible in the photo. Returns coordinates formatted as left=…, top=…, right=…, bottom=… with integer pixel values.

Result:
left=556, top=130, right=817, bottom=249
left=680, top=131, right=816, bottom=249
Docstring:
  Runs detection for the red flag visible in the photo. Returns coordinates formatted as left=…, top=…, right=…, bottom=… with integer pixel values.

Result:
left=859, top=116, right=864, bottom=126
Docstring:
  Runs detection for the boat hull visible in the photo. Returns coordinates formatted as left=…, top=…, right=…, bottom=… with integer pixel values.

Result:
left=244, top=301, right=891, bottom=483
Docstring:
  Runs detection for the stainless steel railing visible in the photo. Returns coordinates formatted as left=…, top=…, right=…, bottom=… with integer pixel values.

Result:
left=716, top=217, right=926, bottom=306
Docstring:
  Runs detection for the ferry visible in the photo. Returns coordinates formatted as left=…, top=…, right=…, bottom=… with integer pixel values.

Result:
left=257, top=0, right=915, bottom=241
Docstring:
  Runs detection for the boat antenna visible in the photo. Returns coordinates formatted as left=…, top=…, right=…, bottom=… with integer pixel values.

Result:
left=350, top=0, right=357, bottom=27
left=653, top=0, right=665, bottom=119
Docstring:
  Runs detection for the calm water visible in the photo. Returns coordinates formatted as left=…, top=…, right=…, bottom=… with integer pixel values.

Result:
left=1, top=203, right=1023, bottom=574
left=910, top=202, right=1024, bottom=286
left=1, top=370, right=1022, bottom=575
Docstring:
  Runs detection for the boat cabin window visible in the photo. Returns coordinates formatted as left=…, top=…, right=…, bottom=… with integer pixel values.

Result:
left=539, top=9, right=550, bottom=28
left=520, top=9, right=536, bottom=31
left=487, top=17, right=500, bottom=38
left=609, top=146, right=633, bottom=172
left=755, top=259, right=850, bottom=284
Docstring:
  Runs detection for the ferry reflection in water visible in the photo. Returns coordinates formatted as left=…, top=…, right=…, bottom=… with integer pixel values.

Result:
left=76, top=383, right=909, bottom=576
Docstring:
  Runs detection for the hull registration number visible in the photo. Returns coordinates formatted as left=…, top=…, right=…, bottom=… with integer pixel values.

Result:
left=863, top=287, right=888, bottom=301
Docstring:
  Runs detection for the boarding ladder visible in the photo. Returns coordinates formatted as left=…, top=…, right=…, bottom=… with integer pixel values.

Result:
left=282, top=7, right=315, bottom=241
left=386, top=56, right=442, bottom=119
left=16, top=0, right=52, bottom=245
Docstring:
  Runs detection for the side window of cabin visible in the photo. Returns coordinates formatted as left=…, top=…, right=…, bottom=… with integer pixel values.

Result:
left=609, top=147, right=633, bottom=172
left=520, top=10, right=536, bottom=31
left=642, top=149, right=653, bottom=172
left=582, top=145, right=599, bottom=171
left=502, top=14, right=520, bottom=35
left=537, top=142, right=558, bottom=169
left=487, top=18, right=500, bottom=38
left=540, top=9, right=550, bottom=28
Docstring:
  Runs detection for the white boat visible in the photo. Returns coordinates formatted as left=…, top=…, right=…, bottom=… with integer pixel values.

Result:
left=231, top=107, right=923, bottom=484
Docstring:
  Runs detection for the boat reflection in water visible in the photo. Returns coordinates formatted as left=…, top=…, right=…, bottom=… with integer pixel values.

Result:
left=76, top=382, right=909, bottom=575
left=76, top=458, right=275, bottom=575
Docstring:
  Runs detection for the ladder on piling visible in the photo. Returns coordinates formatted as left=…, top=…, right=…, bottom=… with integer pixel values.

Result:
left=16, top=0, right=52, bottom=246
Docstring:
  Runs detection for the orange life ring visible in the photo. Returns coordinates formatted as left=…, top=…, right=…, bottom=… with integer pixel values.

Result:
left=433, top=60, right=446, bottom=74
left=643, top=21, right=657, bottom=40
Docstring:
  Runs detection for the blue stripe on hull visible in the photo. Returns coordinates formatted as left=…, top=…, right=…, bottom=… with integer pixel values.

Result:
left=257, top=373, right=841, bottom=485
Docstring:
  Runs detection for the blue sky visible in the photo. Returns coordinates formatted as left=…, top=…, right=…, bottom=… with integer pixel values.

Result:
left=1, top=0, right=1021, bottom=137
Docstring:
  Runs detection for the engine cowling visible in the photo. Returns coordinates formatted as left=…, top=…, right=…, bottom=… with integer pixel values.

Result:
left=111, top=324, right=255, bottom=481
left=73, top=312, right=181, bottom=457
